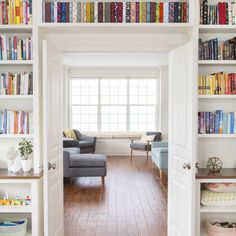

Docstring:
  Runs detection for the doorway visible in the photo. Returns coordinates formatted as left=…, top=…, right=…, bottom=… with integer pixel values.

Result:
left=42, top=29, right=195, bottom=236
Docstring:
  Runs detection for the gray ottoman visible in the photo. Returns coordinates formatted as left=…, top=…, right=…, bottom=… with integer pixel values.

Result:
left=63, top=152, right=107, bottom=184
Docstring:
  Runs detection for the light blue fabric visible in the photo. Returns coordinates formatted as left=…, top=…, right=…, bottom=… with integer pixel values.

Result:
left=151, top=142, right=168, bottom=170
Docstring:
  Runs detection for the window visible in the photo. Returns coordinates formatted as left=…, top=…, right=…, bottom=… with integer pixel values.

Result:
left=71, top=78, right=158, bottom=132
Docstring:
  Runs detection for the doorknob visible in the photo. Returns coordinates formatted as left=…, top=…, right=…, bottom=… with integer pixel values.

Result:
left=48, top=162, right=56, bottom=170
left=182, top=162, right=191, bottom=170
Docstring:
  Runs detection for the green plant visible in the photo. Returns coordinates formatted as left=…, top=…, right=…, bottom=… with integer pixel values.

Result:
left=18, top=139, right=33, bottom=160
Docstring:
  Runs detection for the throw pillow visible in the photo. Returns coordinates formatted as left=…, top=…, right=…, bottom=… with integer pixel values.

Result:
left=64, top=129, right=77, bottom=140
left=140, top=134, right=156, bottom=143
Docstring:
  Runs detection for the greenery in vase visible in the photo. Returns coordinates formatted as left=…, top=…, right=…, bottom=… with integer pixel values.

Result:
left=7, top=146, right=19, bottom=161
left=18, top=139, right=33, bottom=160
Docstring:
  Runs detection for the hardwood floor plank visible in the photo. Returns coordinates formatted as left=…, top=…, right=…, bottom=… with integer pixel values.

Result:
left=64, top=156, right=167, bottom=236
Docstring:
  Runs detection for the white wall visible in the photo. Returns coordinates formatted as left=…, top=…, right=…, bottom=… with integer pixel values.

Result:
left=63, top=53, right=169, bottom=156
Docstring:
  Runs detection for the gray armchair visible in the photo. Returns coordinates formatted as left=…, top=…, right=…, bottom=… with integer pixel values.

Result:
left=130, top=132, right=162, bottom=163
left=63, top=130, right=96, bottom=154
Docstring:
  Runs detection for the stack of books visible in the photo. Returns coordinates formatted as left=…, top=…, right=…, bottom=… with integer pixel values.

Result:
left=0, top=35, right=33, bottom=60
left=199, top=37, right=236, bottom=60
left=200, top=0, right=236, bottom=25
left=0, top=110, right=33, bottom=134
left=198, top=72, right=236, bottom=95
left=0, top=72, right=33, bottom=95
left=198, top=110, right=236, bottom=134
left=0, top=0, right=32, bottom=25
left=42, top=1, right=189, bottom=23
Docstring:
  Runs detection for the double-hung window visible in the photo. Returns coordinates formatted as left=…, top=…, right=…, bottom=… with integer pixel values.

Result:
left=71, top=77, right=158, bottom=132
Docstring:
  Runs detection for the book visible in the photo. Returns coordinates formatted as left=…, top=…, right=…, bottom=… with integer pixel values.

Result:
left=0, top=35, right=33, bottom=60
left=0, top=72, right=33, bottom=95
left=41, top=1, right=189, bottom=24
left=0, top=110, right=33, bottom=135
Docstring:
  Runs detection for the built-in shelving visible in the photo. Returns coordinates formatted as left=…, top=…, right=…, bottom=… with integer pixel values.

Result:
left=198, top=134, right=236, bottom=138
left=38, top=23, right=194, bottom=34
left=0, top=25, right=32, bottom=33
left=0, top=95, right=34, bottom=99
left=198, top=60, right=236, bottom=65
left=0, top=60, right=34, bottom=65
left=0, top=134, right=34, bottom=139
left=0, top=205, right=32, bottom=213
left=200, top=205, right=236, bottom=213
left=198, top=25, right=236, bottom=33
left=198, top=95, right=236, bottom=99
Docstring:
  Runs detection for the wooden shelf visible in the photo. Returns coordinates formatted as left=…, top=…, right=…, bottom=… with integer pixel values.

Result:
left=0, top=205, right=32, bottom=213
left=196, top=168, right=236, bottom=179
left=198, top=95, right=236, bottom=99
left=0, top=95, right=33, bottom=99
left=200, top=205, right=236, bottom=213
left=198, top=60, right=236, bottom=65
left=0, top=60, right=33, bottom=65
left=0, top=134, right=34, bottom=139
left=0, top=169, right=43, bottom=179
left=199, top=25, right=236, bottom=33
left=198, top=134, right=236, bottom=138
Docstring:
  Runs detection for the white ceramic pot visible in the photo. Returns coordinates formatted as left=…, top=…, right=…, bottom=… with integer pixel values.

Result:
left=9, top=159, right=22, bottom=173
left=21, top=159, right=32, bottom=172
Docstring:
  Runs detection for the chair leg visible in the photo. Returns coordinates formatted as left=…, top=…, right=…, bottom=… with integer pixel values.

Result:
left=130, top=149, right=133, bottom=161
left=146, top=151, right=149, bottom=163
left=160, top=169, right=163, bottom=180
left=101, top=176, right=105, bottom=185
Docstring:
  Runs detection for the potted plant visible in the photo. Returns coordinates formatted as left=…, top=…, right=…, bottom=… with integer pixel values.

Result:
left=6, top=146, right=21, bottom=173
left=18, top=139, right=33, bottom=172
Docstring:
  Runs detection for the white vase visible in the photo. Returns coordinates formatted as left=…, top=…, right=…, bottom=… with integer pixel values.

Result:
left=9, top=159, right=22, bottom=173
left=21, top=159, right=32, bottom=172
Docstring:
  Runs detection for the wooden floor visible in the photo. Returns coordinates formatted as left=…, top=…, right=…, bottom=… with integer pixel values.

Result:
left=64, top=156, right=167, bottom=236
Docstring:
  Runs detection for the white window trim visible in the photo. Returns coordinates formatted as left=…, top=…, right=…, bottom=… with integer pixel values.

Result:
left=69, top=76, right=160, bottom=133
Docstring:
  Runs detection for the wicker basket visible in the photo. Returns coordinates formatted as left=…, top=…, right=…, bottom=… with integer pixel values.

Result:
left=0, top=219, right=27, bottom=236
left=207, top=219, right=236, bottom=236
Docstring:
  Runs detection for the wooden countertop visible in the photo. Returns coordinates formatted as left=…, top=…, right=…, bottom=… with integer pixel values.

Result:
left=196, top=168, right=236, bottom=179
left=0, top=169, right=43, bottom=179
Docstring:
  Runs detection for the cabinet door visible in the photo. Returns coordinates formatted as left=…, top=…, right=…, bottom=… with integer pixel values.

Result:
left=168, top=41, right=197, bottom=236
left=43, top=40, right=63, bottom=236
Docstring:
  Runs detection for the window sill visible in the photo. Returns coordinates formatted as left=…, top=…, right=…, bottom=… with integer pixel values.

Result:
left=84, top=132, right=143, bottom=139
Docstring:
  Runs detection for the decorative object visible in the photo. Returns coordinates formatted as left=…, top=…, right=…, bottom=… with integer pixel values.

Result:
left=207, top=219, right=236, bottom=236
left=6, top=146, right=21, bottom=173
left=18, top=139, right=33, bottom=172
left=207, top=157, right=223, bottom=173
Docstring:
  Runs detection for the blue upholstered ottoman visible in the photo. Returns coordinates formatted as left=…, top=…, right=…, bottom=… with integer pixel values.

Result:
left=151, top=142, right=168, bottom=179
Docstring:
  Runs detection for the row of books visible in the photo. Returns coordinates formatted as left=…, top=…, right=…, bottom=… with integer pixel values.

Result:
left=0, top=0, right=32, bottom=25
left=200, top=0, right=236, bottom=25
left=42, top=1, right=189, bottom=23
left=0, top=35, right=33, bottom=60
left=199, top=37, right=236, bottom=60
left=0, top=110, right=33, bottom=135
left=0, top=72, right=33, bottom=95
left=198, top=110, right=236, bottom=134
left=198, top=72, right=236, bottom=95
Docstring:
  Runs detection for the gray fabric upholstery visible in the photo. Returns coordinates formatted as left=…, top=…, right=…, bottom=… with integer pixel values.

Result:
left=63, top=147, right=81, bottom=155
left=63, top=151, right=107, bottom=178
left=63, top=130, right=96, bottom=153
left=130, top=142, right=150, bottom=150
left=130, top=132, right=162, bottom=152
left=79, top=141, right=94, bottom=148
left=70, top=154, right=107, bottom=167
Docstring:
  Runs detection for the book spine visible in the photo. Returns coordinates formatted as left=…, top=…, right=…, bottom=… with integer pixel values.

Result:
left=98, top=2, right=103, bottom=23
left=126, top=2, right=131, bottom=23
left=136, top=2, right=139, bottom=23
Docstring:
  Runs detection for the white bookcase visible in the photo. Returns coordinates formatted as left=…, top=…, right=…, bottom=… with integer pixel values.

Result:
left=196, top=0, right=236, bottom=235
left=0, top=1, right=43, bottom=235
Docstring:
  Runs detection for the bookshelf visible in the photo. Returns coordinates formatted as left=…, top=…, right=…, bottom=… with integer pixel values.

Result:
left=196, top=0, right=236, bottom=235
left=0, top=1, right=43, bottom=235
